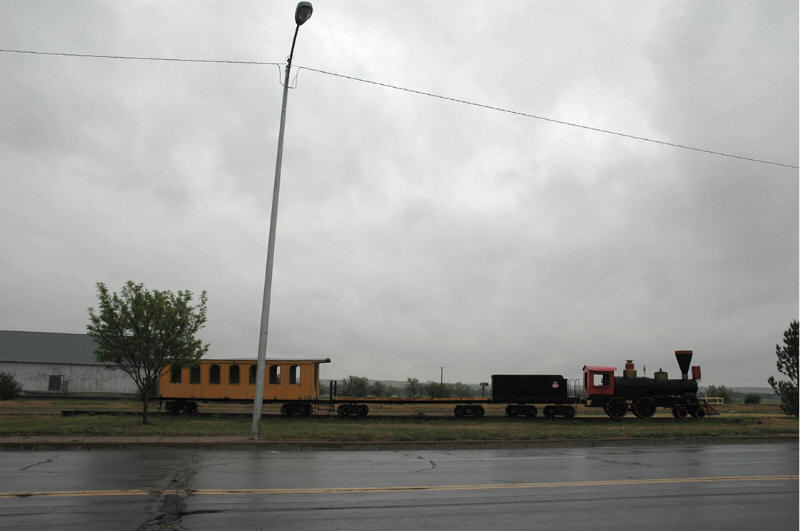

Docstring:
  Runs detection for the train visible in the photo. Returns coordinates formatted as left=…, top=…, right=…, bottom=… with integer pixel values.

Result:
left=158, top=349, right=708, bottom=419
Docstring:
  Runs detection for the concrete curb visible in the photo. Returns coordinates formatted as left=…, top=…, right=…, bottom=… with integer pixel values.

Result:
left=0, top=434, right=796, bottom=451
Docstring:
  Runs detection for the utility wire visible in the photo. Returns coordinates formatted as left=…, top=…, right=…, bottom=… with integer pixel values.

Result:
left=0, top=47, right=280, bottom=66
left=299, top=65, right=798, bottom=170
left=1, top=47, right=797, bottom=170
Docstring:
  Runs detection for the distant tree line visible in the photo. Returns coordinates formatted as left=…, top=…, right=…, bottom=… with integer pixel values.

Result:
left=704, top=385, right=768, bottom=404
left=404, top=378, right=476, bottom=398
left=323, top=376, right=480, bottom=398
left=704, top=385, right=733, bottom=403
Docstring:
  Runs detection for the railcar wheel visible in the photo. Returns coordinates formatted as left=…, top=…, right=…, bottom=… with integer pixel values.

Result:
left=633, top=397, right=656, bottom=419
left=304, top=403, right=313, bottom=416
left=505, top=405, right=532, bottom=417
left=563, top=406, right=576, bottom=419
left=504, top=405, right=516, bottom=417
left=691, top=406, right=707, bottom=419
left=606, top=398, right=628, bottom=419
left=673, top=406, right=688, bottom=419
left=474, top=405, right=485, bottom=417
left=455, top=405, right=466, bottom=417
left=282, top=403, right=303, bottom=416
left=337, top=405, right=349, bottom=417
left=357, top=404, right=369, bottom=417
left=543, top=406, right=554, bottom=418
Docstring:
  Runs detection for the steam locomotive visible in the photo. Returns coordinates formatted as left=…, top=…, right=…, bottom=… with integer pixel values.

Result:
left=580, top=350, right=705, bottom=419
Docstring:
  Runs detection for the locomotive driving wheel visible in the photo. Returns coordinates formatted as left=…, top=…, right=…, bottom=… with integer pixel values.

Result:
left=672, top=406, right=689, bottom=419
left=605, top=397, right=628, bottom=419
left=690, top=406, right=707, bottom=419
left=633, top=397, right=656, bottom=419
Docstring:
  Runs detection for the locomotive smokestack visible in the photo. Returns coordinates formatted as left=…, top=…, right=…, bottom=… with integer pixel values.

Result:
left=675, top=350, right=693, bottom=380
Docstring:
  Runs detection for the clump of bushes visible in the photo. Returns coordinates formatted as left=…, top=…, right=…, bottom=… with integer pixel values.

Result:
left=744, top=393, right=762, bottom=404
left=0, top=371, right=22, bottom=400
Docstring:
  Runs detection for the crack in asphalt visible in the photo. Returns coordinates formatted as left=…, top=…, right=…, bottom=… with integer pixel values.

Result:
left=414, top=455, right=437, bottom=472
left=19, top=456, right=57, bottom=471
left=138, top=453, right=199, bottom=530
left=585, top=456, right=647, bottom=467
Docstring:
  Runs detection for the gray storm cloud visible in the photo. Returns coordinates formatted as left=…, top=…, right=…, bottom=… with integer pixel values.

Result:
left=0, top=0, right=796, bottom=386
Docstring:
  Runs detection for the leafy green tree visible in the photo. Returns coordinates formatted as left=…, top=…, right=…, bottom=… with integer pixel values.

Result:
left=319, top=380, right=330, bottom=398
left=743, top=393, right=761, bottom=405
left=768, top=320, right=798, bottom=416
left=424, top=381, right=451, bottom=398
left=705, top=385, right=732, bottom=403
left=87, top=281, right=208, bottom=424
left=339, top=376, right=369, bottom=397
left=368, top=380, right=387, bottom=397
left=405, top=377, right=422, bottom=398
left=366, top=381, right=397, bottom=397
left=451, top=382, right=475, bottom=398
left=0, top=371, right=22, bottom=400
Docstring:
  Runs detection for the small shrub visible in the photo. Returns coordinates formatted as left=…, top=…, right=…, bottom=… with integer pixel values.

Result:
left=744, top=393, right=762, bottom=404
left=0, top=371, right=22, bottom=400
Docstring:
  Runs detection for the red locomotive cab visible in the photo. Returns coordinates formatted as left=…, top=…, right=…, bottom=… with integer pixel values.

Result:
left=582, top=366, right=617, bottom=399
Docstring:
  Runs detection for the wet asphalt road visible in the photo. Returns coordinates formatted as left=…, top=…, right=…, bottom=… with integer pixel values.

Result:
left=0, top=441, right=797, bottom=530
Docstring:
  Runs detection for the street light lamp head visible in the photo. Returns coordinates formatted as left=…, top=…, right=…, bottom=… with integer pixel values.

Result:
left=295, top=2, right=313, bottom=25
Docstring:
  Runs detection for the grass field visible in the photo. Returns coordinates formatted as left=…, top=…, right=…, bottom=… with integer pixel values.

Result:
left=0, top=398, right=797, bottom=441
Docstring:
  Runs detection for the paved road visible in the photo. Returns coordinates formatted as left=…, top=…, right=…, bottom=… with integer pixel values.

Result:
left=1, top=441, right=796, bottom=530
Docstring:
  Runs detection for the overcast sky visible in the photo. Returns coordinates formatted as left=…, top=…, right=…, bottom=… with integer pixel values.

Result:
left=1, top=1, right=797, bottom=386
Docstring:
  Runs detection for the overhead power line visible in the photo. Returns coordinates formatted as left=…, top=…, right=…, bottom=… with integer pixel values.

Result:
left=299, top=66, right=799, bottom=170
left=1, top=47, right=797, bottom=170
left=0, top=48, right=280, bottom=66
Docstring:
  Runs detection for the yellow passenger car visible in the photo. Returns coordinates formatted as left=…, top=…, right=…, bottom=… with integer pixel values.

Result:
left=159, top=358, right=331, bottom=406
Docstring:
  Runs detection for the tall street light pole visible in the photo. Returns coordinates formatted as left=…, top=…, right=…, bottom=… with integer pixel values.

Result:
left=251, top=2, right=313, bottom=439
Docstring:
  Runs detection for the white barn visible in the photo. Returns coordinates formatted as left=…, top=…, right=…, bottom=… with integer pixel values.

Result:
left=0, top=330, right=137, bottom=395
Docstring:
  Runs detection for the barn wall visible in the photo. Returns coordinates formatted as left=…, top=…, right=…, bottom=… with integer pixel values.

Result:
left=0, top=362, right=137, bottom=394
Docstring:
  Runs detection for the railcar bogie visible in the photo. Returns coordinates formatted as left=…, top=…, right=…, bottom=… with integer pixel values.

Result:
left=454, top=404, right=485, bottom=417
left=280, top=403, right=314, bottom=417
left=337, top=403, right=369, bottom=417
left=542, top=405, right=575, bottom=418
left=505, top=404, right=538, bottom=417
left=163, top=398, right=198, bottom=415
